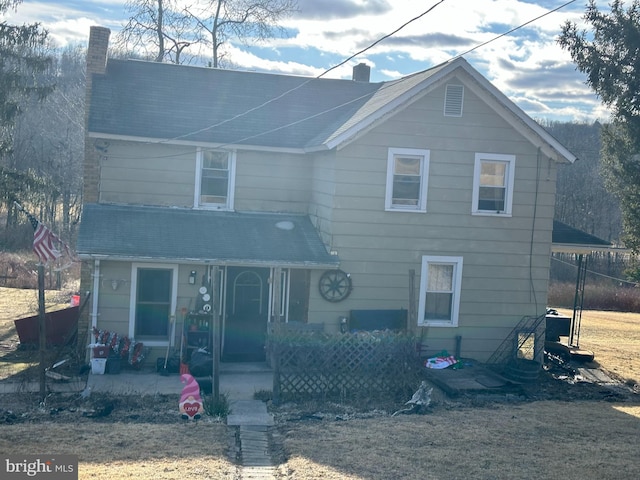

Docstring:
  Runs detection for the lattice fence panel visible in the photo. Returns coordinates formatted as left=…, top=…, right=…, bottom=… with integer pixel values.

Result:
left=268, top=330, right=420, bottom=402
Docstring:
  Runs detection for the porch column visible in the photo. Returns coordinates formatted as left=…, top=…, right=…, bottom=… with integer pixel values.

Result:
left=272, top=267, right=282, bottom=404
left=211, top=266, right=220, bottom=401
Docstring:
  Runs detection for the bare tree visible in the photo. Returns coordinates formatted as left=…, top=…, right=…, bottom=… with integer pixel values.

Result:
left=187, top=0, right=298, bottom=68
left=543, top=120, right=622, bottom=244
left=8, top=46, right=85, bottom=238
left=118, top=0, right=297, bottom=67
left=117, top=0, right=200, bottom=64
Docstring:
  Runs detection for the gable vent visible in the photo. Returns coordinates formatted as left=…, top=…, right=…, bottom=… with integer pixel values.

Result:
left=444, top=84, right=464, bottom=117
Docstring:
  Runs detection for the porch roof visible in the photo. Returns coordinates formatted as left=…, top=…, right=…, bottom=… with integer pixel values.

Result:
left=77, top=203, right=339, bottom=267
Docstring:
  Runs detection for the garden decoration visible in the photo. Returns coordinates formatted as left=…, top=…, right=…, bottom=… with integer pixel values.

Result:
left=179, top=373, right=203, bottom=420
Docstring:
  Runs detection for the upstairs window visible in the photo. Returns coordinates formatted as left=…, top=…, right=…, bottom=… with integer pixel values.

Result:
left=472, top=153, right=515, bottom=216
left=385, top=147, right=429, bottom=212
left=418, top=256, right=463, bottom=327
left=196, top=148, right=236, bottom=210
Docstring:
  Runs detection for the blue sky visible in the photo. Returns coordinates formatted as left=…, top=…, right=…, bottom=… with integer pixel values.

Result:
left=3, top=0, right=613, bottom=122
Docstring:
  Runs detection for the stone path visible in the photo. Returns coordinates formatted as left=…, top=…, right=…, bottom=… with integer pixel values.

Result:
left=227, top=400, right=278, bottom=479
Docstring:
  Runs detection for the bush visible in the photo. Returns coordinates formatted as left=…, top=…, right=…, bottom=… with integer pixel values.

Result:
left=202, top=392, right=231, bottom=418
left=0, top=251, right=79, bottom=290
left=548, top=281, right=640, bottom=312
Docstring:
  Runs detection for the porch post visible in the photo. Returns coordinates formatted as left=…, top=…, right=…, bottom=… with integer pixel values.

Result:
left=211, top=266, right=220, bottom=401
left=272, top=267, right=282, bottom=404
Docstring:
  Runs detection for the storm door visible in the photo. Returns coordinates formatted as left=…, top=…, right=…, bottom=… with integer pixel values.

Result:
left=223, top=267, right=270, bottom=361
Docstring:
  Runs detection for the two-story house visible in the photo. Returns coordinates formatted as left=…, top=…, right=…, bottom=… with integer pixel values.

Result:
left=78, top=26, right=576, bottom=365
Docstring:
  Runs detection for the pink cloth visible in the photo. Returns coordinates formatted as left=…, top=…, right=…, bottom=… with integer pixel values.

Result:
left=425, top=355, right=458, bottom=369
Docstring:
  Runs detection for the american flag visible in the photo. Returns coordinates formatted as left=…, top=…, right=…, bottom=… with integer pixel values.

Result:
left=23, top=209, right=63, bottom=265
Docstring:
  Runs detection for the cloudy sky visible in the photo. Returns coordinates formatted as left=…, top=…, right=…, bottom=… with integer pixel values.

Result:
left=3, top=0, right=613, bottom=122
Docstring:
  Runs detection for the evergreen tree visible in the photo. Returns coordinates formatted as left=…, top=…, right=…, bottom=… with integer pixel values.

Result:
left=559, top=0, right=640, bottom=251
left=0, top=0, right=53, bottom=158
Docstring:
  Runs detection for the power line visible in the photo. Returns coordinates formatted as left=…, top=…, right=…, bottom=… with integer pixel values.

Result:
left=453, top=0, right=578, bottom=59
left=319, top=0, right=447, bottom=79
left=551, top=256, right=636, bottom=285
left=103, top=0, right=576, bottom=160
left=162, top=0, right=448, bottom=145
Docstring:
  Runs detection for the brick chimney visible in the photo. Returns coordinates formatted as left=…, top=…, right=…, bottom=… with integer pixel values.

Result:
left=80, top=26, right=111, bottom=361
left=83, top=26, right=110, bottom=204
left=352, top=63, right=371, bottom=82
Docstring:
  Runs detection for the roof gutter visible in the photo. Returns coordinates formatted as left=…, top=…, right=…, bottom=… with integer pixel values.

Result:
left=551, top=244, right=628, bottom=254
left=87, top=132, right=308, bottom=155
left=77, top=253, right=340, bottom=269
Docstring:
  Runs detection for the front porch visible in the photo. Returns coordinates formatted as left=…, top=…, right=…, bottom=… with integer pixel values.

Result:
left=87, top=362, right=273, bottom=399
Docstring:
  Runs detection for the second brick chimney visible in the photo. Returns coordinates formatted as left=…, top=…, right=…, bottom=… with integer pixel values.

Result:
left=352, top=63, right=371, bottom=82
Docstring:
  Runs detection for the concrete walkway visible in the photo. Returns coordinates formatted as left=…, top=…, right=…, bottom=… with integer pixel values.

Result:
left=227, top=400, right=277, bottom=479
left=89, top=361, right=279, bottom=478
left=3, top=362, right=279, bottom=478
left=86, top=362, right=273, bottom=399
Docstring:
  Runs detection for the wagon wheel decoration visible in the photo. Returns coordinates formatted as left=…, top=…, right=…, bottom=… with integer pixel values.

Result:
left=318, top=269, right=352, bottom=302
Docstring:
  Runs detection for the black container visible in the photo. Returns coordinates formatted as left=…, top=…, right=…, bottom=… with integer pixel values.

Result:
left=106, top=355, right=121, bottom=374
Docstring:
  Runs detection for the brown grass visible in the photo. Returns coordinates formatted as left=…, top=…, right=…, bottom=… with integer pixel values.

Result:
left=281, top=402, right=640, bottom=479
left=0, top=421, right=235, bottom=479
left=555, top=308, right=640, bottom=384
left=1, top=288, right=640, bottom=479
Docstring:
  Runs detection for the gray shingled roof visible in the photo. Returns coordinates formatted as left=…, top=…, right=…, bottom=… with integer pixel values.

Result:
left=77, top=203, right=339, bottom=267
left=88, top=57, right=578, bottom=162
left=89, top=59, right=382, bottom=149
left=552, top=220, right=612, bottom=253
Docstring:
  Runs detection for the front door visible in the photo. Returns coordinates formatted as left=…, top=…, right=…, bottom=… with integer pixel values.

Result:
left=223, top=267, right=270, bottom=361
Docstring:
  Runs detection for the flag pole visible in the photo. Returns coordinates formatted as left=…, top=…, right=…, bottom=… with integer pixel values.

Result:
left=13, top=201, right=48, bottom=402
left=37, top=263, right=46, bottom=402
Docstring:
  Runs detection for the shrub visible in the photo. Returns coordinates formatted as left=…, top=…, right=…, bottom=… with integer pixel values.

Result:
left=548, top=281, right=640, bottom=312
left=202, top=392, right=231, bottom=418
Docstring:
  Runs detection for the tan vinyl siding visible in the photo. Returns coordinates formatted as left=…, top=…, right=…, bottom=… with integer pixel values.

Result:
left=100, top=142, right=196, bottom=206
left=234, top=151, right=312, bottom=212
left=319, top=78, right=556, bottom=360
left=94, top=262, right=133, bottom=335
left=95, top=262, right=205, bottom=344
left=101, top=144, right=313, bottom=212
left=309, top=151, right=337, bottom=248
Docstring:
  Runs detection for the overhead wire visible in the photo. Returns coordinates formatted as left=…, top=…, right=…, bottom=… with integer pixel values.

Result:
left=452, top=0, right=578, bottom=59
left=103, top=0, right=577, bottom=160
left=149, top=0, right=449, bottom=146
left=551, top=255, right=635, bottom=285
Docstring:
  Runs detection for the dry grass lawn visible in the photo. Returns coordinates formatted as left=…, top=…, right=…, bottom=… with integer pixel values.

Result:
left=0, top=420, right=235, bottom=479
left=1, top=289, right=639, bottom=479
left=281, top=402, right=640, bottom=480
left=556, top=308, right=640, bottom=383
left=277, top=308, right=640, bottom=480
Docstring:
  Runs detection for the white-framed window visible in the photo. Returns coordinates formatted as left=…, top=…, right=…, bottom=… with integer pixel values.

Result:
left=385, top=147, right=430, bottom=212
left=472, top=153, right=515, bottom=216
left=129, top=263, right=178, bottom=345
left=418, top=256, right=463, bottom=327
left=195, top=148, right=236, bottom=210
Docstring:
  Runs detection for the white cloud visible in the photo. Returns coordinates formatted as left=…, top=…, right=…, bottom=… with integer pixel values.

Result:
left=3, top=0, right=609, bottom=121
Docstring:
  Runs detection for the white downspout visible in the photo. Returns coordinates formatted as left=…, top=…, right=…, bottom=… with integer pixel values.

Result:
left=85, top=259, right=101, bottom=363
left=91, top=259, right=100, bottom=331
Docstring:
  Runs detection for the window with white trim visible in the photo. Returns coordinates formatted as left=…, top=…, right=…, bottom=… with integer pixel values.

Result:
left=418, top=256, right=463, bottom=327
left=472, top=153, right=515, bottom=216
left=385, top=147, right=429, bottom=212
left=131, top=264, right=178, bottom=343
left=195, top=148, right=236, bottom=210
